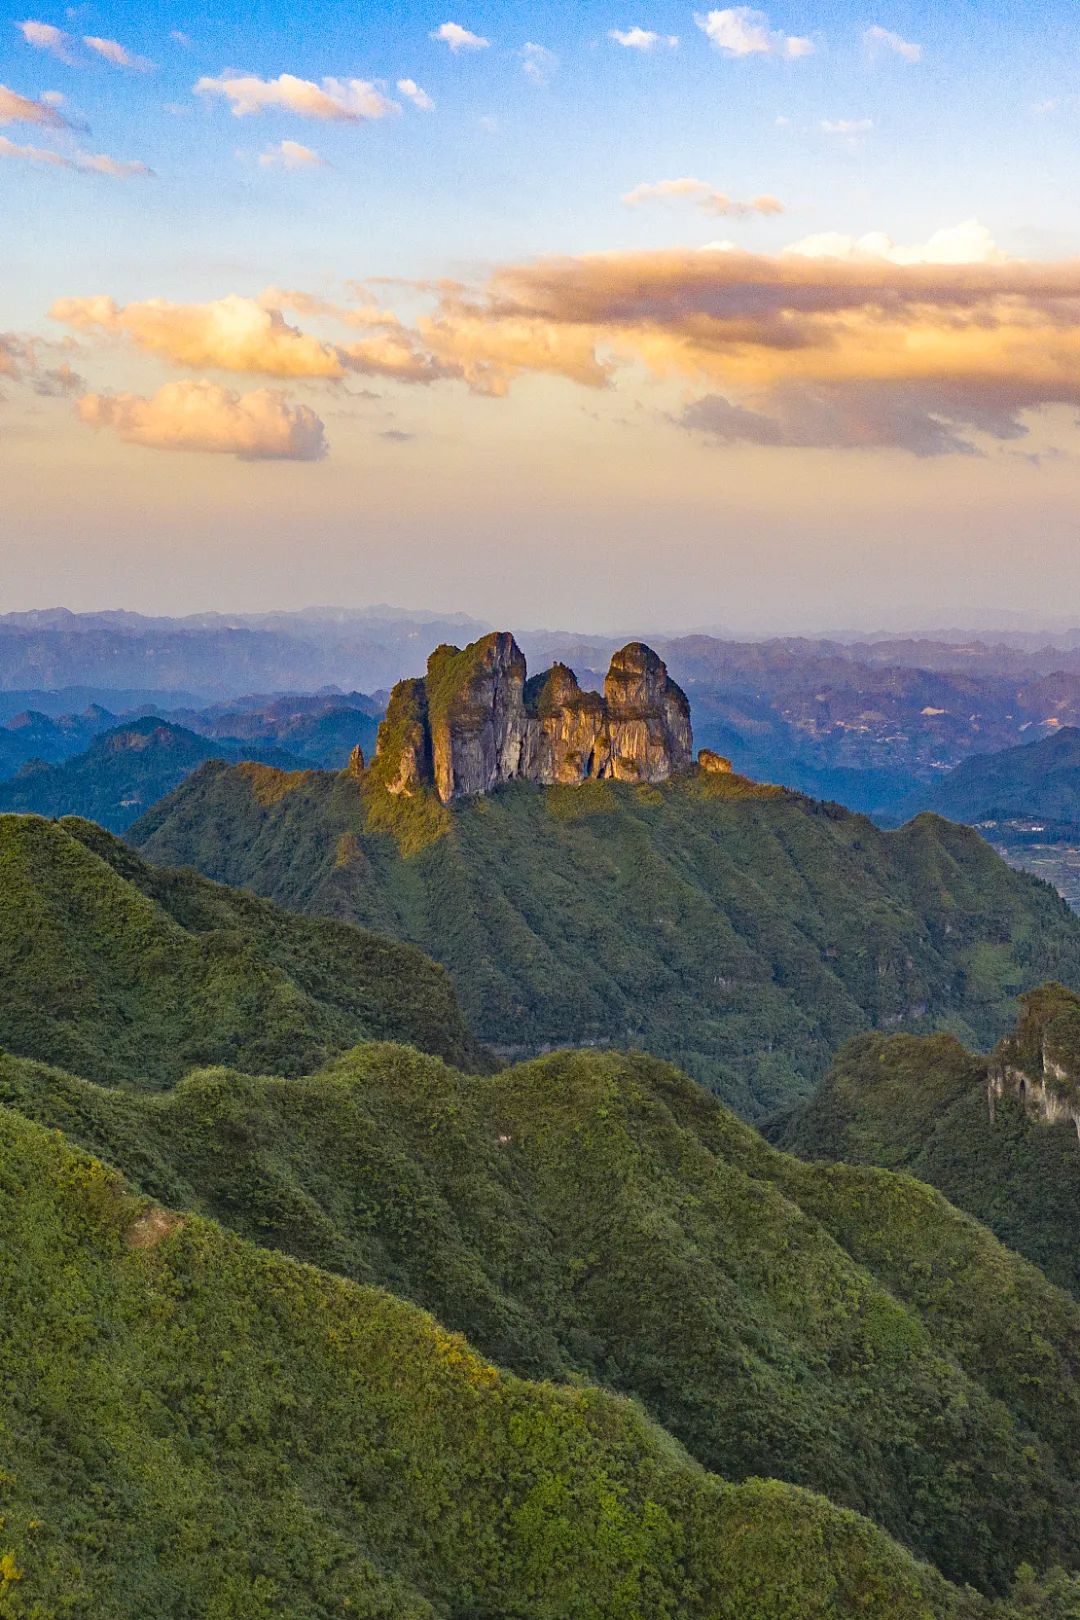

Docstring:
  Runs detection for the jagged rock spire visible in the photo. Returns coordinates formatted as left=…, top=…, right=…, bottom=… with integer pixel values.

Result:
left=371, top=632, right=693, bottom=803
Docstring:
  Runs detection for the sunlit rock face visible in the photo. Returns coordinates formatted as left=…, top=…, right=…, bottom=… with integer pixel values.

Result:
left=605, top=642, right=693, bottom=784
left=372, top=633, right=694, bottom=803
left=523, top=663, right=610, bottom=785
left=426, top=632, right=529, bottom=802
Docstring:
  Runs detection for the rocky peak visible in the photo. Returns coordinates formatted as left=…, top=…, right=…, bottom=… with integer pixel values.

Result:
left=371, top=632, right=693, bottom=803
left=987, top=983, right=1080, bottom=1139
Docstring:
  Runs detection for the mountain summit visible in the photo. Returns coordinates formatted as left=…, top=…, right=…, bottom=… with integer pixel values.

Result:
left=371, top=631, right=693, bottom=803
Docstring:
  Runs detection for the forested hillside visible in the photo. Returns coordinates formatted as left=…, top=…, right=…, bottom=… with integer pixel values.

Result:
left=133, top=762, right=1080, bottom=1115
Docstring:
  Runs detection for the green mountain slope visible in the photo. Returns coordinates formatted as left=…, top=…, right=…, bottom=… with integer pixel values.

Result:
left=0, top=715, right=306, bottom=832
left=6, top=1100, right=993, bottom=1620
left=9, top=1038, right=1080, bottom=1594
left=769, top=992, right=1080, bottom=1298
left=0, top=813, right=486, bottom=1083
left=910, top=727, right=1080, bottom=833
left=132, top=762, right=1080, bottom=1115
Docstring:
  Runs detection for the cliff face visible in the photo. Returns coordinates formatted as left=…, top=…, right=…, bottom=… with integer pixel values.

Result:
left=988, top=983, right=1080, bottom=1138
left=373, top=632, right=693, bottom=803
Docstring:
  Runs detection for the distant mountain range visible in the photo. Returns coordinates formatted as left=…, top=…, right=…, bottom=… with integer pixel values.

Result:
left=0, top=717, right=311, bottom=832
left=908, top=725, right=1080, bottom=835
left=11, top=608, right=1080, bottom=822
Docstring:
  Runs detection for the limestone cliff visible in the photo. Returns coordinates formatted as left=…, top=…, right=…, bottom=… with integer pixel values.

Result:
left=371, top=631, right=693, bottom=803
left=988, top=983, right=1080, bottom=1138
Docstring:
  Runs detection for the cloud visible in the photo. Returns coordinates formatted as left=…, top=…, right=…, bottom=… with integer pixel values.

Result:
left=820, top=117, right=873, bottom=134
left=609, top=27, right=678, bottom=49
left=397, top=77, right=434, bottom=109
left=83, top=34, right=155, bottom=70
left=864, top=24, right=921, bottom=62
left=170, top=30, right=192, bottom=47
left=195, top=72, right=397, bottom=121
left=0, top=81, right=68, bottom=125
left=16, top=21, right=154, bottom=69
left=430, top=21, right=490, bottom=51
left=258, top=139, right=325, bottom=169
left=412, top=234, right=1080, bottom=452
left=34, top=359, right=84, bottom=395
left=521, top=42, right=557, bottom=84
left=0, top=133, right=151, bottom=175
left=77, top=379, right=327, bottom=459
left=50, top=290, right=459, bottom=386
left=0, top=334, right=31, bottom=379
left=52, top=292, right=347, bottom=375
left=695, top=9, right=813, bottom=58
left=15, top=19, right=77, bottom=60
left=622, top=177, right=783, bottom=216
left=783, top=220, right=1005, bottom=265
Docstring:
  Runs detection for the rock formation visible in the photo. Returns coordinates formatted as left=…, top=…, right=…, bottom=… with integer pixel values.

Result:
left=371, top=632, right=693, bottom=803
left=698, top=749, right=733, bottom=775
left=987, top=983, right=1080, bottom=1139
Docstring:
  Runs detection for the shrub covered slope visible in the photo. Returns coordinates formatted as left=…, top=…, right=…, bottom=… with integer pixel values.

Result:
left=2, top=1095, right=1015, bottom=1620
left=773, top=987, right=1080, bottom=1298
left=9, top=1038, right=1080, bottom=1595
left=0, top=812, right=487, bottom=1082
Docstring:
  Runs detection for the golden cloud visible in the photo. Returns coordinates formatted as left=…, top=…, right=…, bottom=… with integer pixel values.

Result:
left=51, top=291, right=458, bottom=386
left=414, top=241, right=1080, bottom=451
left=76, top=380, right=327, bottom=458
left=51, top=293, right=348, bottom=377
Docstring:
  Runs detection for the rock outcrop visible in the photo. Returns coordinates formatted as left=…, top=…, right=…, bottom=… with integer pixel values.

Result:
left=987, top=983, right=1080, bottom=1139
left=371, top=632, right=693, bottom=803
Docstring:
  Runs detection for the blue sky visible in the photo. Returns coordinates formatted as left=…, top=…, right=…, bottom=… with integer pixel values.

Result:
left=4, top=1, right=1080, bottom=629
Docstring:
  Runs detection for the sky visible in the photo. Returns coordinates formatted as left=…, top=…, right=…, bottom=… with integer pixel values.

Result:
left=3, top=0, right=1080, bottom=632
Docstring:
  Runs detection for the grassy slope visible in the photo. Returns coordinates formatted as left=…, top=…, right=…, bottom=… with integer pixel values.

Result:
left=0, top=813, right=487, bottom=1084
left=0, top=1098, right=988, bottom=1620
left=7, top=1041, right=1080, bottom=1595
left=772, top=1026, right=1080, bottom=1298
left=132, top=764, right=1080, bottom=1115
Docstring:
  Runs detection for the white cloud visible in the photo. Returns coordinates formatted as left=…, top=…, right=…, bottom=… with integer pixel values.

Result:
left=0, top=133, right=151, bottom=175
left=430, top=21, right=490, bottom=51
left=864, top=24, right=921, bottom=62
left=783, top=219, right=1006, bottom=265
left=820, top=117, right=873, bottom=133
left=695, top=8, right=813, bottom=58
left=170, top=30, right=192, bottom=47
left=397, top=77, right=434, bottom=109
left=83, top=34, right=155, bottom=70
left=77, top=380, right=327, bottom=459
left=608, top=27, right=678, bottom=49
left=0, top=82, right=69, bottom=125
left=258, top=139, right=325, bottom=169
left=14, top=19, right=77, bottom=60
left=622, top=177, right=783, bottom=215
left=195, top=72, right=398, bottom=121
left=521, top=42, right=557, bottom=84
